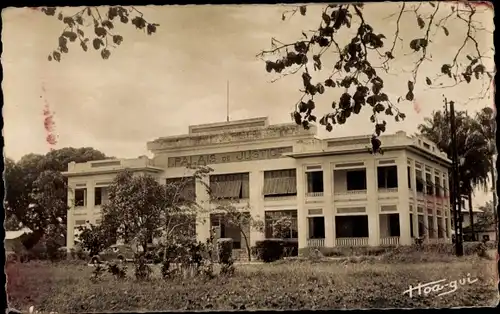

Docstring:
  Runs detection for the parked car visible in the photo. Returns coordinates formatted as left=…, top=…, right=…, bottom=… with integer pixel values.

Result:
left=90, top=244, right=135, bottom=264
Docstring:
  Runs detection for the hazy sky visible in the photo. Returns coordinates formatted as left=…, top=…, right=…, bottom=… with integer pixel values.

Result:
left=2, top=3, right=495, bottom=205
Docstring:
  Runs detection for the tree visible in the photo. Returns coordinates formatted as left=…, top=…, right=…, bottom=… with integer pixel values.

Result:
left=418, top=108, right=492, bottom=239
left=77, top=223, right=114, bottom=257
left=209, top=200, right=264, bottom=262
left=258, top=2, right=494, bottom=138
left=100, top=170, right=165, bottom=253
left=4, top=147, right=108, bottom=248
left=271, top=215, right=294, bottom=239
left=475, top=200, right=495, bottom=232
left=36, top=6, right=159, bottom=62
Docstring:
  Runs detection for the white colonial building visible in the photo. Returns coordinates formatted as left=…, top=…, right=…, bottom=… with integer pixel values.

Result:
left=63, top=117, right=453, bottom=251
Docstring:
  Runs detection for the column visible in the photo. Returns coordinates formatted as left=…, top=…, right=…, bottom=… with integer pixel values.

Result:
left=296, top=164, right=307, bottom=249
left=366, top=158, right=379, bottom=246
left=195, top=176, right=211, bottom=242
left=410, top=160, right=419, bottom=238
left=446, top=210, right=452, bottom=240
left=430, top=169, right=438, bottom=239
left=323, top=162, right=334, bottom=247
left=421, top=165, right=429, bottom=239
left=87, top=184, right=95, bottom=211
left=397, top=155, right=411, bottom=245
left=249, top=171, right=264, bottom=246
left=66, top=187, right=75, bottom=252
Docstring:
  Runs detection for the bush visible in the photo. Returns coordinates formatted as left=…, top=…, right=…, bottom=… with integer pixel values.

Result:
left=253, top=239, right=287, bottom=263
left=134, top=256, right=153, bottom=281
left=217, top=238, right=233, bottom=264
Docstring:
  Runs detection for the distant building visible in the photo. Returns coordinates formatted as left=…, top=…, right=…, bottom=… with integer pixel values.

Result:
left=63, top=117, right=452, bottom=251
left=455, top=199, right=497, bottom=242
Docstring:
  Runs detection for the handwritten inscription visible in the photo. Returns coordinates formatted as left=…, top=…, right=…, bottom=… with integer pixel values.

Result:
left=403, top=274, right=478, bottom=298
left=167, top=147, right=293, bottom=168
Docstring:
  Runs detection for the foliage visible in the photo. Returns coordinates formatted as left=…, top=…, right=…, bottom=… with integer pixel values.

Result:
left=4, top=147, right=108, bottom=248
left=418, top=108, right=492, bottom=194
left=474, top=201, right=496, bottom=232
left=208, top=199, right=264, bottom=262
left=253, top=239, right=287, bottom=263
left=271, top=215, right=293, bottom=239
left=217, top=238, right=233, bottom=263
left=258, top=3, right=494, bottom=137
left=77, top=223, right=112, bottom=257
left=134, top=256, right=153, bottom=281
left=38, top=6, right=159, bottom=62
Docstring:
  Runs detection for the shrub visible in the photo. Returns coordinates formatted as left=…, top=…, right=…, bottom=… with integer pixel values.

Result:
left=90, top=264, right=106, bottom=283
left=108, top=262, right=127, bottom=279
left=134, top=256, right=153, bottom=281
left=217, top=238, right=233, bottom=264
left=254, top=239, right=286, bottom=263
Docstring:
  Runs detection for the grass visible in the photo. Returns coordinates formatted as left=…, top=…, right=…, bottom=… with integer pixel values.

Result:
left=7, top=250, right=498, bottom=312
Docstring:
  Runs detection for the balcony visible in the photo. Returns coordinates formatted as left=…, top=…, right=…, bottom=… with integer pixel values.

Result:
left=333, top=168, right=367, bottom=202
left=307, top=238, right=325, bottom=247
left=335, top=237, right=369, bottom=247
left=380, top=236, right=400, bottom=246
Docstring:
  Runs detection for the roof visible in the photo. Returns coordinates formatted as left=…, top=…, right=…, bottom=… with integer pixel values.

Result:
left=5, top=228, right=32, bottom=240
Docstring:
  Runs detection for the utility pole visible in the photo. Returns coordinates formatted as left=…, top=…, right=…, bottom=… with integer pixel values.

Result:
left=445, top=97, right=464, bottom=256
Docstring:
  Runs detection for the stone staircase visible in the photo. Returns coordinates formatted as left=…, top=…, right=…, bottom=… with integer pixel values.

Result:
left=232, top=249, right=251, bottom=262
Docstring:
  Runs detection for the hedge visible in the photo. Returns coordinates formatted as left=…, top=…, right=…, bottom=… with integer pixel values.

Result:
left=217, top=238, right=233, bottom=264
left=252, top=239, right=298, bottom=262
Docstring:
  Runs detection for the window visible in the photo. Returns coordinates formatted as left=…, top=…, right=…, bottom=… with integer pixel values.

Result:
left=306, top=171, right=324, bottom=193
left=428, top=216, right=435, bottom=237
left=75, top=219, right=86, bottom=226
left=264, top=210, right=298, bottom=239
left=210, top=173, right=249, bottom=199
left=425, top=173, right=434, bottom=195
left=434, top=176, right=441, bottom=196
left=377, top=166, right=398, bottom=189
left=407, top=167, right=411, bottom=189
left=95, top=187, right=102, bottom=206
left=388, top=213, right=401, bottom=237
left=410, top=214, right=414, bottom=238
left=263, top=169, right=297, bottom=197
left=166, top=177, right=196, bottom=202
left=346, top=170, right=367, bottom=191
left=445, top=218, right=449, bottom=237
left=308, top=216, right=325, bottom=239
left=415, top=170, right=424, bottom=193
left=335, top=215, right=369, bottom=237
left=75, top=189, right=86, bottom=207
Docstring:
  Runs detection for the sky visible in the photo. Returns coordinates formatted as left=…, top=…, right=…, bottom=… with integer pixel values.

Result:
left=2, top=3, right=495, bottom=206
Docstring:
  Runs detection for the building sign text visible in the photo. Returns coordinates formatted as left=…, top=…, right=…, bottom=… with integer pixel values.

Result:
left=167, top=147, right=293, bottom=168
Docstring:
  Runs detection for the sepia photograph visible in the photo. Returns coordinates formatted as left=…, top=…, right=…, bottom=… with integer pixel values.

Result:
left=2, top=2, right=498, bottom=313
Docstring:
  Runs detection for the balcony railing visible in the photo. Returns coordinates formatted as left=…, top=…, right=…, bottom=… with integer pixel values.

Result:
left=307, top=238, right=325, bottom=247
left=380, top=236, right=400, bottom=246
left=378, top=188, right=398, bottom=193
left=335, top=237, right=369, bottom=247
left=306, top=192, right=324, bottom=197
left=264, top=195, right=296, bottom=201
left=334, top=189, right=367, bottom=195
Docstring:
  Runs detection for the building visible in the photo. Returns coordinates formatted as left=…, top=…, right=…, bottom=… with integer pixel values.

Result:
left=63, top=117, right=453, bottom=251
left=455, top=199, right=497, bottom=242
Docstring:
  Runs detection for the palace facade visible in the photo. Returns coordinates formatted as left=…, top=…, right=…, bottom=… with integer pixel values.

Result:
left=63, top=117, right=452, bottom=251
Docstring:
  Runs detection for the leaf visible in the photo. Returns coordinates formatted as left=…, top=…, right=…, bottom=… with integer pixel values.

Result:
left=42, top=7, right=57, bottom=16
left=398, top=112, right=406, bottom=120
left=385, top=107, right=393, bottom=116
left=80, top=41, right=88, bottom=52
left=132, top=16, right=147, bottom=29
left=102, top=20, right=114, bottom=29
left=374, top=103, right=385, bottom=113
left=425, top=77, right=432, bottom=85
left=316, top=83, right=325, bottom=94
left=147, top=24, right=157, bottom=35
left=442, top=26, right=449, bottom=36
left=282, top=13, right=286, bottom=21
left=47, top=55, right=52, bottom=61
left=92, top=38, right=102, bottom=50
left=52, top=51, right=61, bottom=62
left=57, top=13, right=63, bottom=20
left=113, top=35, right=124, bottom=45
left=62, top=31, right=78, bottom=42
left=416, top=16, right=425, bottom=29
left=325, top=79, right=335, bottom=87
left=407, top=81, right=414, bottom=92
left=325, top=123, right=333, bottom=132
left=77, top=29, right=85, bottom=37
left=75, top=15, right=84, bottom=25
left=63, top=17, right=75, bottom=27
left=299, top=6, right=307, bottom=16
left=331, top=101, right=337, bottom=109
left=94, top=27, right=107, bottom=37
left=405, top=91, right=414, bottom=101
left=101, top=49, right=111, bottom=60
left=302, top=31, right=308, bottom=39
left=429, top=2, right=436, bottom=7
left=293, top=111, right=302, bottom=125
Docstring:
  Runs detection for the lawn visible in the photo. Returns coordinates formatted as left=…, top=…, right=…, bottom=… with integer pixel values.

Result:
left=7, top=251, right=498, bottom=312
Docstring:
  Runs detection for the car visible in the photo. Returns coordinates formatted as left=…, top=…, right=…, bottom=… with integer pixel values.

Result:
left=90, top=244, right=135, bottom=264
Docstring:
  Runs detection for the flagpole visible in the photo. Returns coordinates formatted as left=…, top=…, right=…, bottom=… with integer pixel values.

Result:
left=226, top=80, right=230, bottom=122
